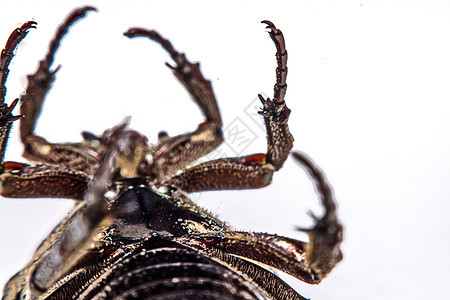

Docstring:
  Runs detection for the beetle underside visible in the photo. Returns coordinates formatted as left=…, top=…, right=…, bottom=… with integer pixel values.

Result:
left=0, top=6, right=343, bottom=300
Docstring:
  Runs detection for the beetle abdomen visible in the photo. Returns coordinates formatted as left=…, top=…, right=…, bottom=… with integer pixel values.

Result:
left=45, top=237, right=266, bottom=300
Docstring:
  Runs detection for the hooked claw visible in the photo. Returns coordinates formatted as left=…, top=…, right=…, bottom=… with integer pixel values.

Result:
left=261, top=20, right=281, bottom=35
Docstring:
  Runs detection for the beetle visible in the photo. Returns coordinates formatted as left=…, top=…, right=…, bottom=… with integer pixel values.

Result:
left=0, top=6, right=343, bottom=300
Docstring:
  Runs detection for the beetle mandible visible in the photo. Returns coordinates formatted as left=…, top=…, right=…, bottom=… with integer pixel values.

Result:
left=0, top=6, right=343, bottom=300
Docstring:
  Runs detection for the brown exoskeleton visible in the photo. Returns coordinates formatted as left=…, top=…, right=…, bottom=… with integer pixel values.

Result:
left=1, top=6, right=343, bottom=300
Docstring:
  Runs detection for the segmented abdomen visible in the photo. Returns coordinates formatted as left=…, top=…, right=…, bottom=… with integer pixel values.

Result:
left=45, top=237, right=266, bottom=300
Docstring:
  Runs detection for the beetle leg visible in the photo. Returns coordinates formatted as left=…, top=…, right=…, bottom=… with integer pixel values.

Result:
left=259, top=21, right=293, bottom=170
left=162, top=22, right=293, bottom=191
left=176, top=232, right=310, bottom=299
left=0, top=162, right=90, bottom=199
left=291, top=151, right=343, bottom=281
left=0, top=17, right=93, bottom=200
left=0, top=22, right=36, bottom=171
left=29, top=121, right=131, bottom=294
left=164, top=153, right=275, bottom=192
left=19, top=6, right=100, bottom=174
left=124, top=28, right=223, bottom=180
left=0, top=21, right=37, bottom=104
left=174, top=151, right=343, bottom=285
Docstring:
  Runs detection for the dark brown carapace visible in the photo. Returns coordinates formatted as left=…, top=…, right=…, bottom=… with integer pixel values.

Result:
left=0, top=6, right=343, bottom=300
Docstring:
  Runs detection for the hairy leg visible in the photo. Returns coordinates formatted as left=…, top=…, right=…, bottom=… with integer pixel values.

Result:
left=0, top=162, right=89, bottom=199
left=0, top=21, right=36, bottom=170
left=173, top=151, right=343, bottom=289
left=164, top=21, right=293, bottom=192
left=0, top=18, right=93, bottom=199
left=19, top=6, right=101, bottom=174
left=259, top=20, right=292, bottom=170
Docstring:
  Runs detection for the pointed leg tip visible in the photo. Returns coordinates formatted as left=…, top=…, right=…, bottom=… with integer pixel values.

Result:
left=164, top=62, right=175, bottom=70
left=261, top=20, right=275, bottom=28
left=261, top=20, right=280, bottom=34
left=123, top=28, right=136, bottom=38
left=25, top=21, right=38, bottom=29
left=257, top=94, right=266, bottom=104
left=11, top=115, right=24, bottom=122
left=67, top=6, right=98, bottom=22
left=121, top=116, right=132, bottom=127
left=77, top=5, right=98, bottom=15
left=18, top=21, right=37, bottom=34
left=84, top=6, right=99, bottom=13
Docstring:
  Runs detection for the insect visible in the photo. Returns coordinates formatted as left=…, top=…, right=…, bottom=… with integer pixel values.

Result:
left=1, top=6, right=343, bottom=300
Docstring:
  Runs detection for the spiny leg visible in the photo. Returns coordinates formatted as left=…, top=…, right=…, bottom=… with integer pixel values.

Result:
left=173, top=151, right=343, bottom=294
left=19, top=6, right=100, bottom=174
left=292, top=151, right=343, bottom=278
left=0, top=21, right=36, bottom=103
left=0, top=162, right=90, bottom=199
left=164, top=154, right=275, bottom=192
left=20, top=5, right=96, bottom=142
left=124, top=28, right=223, bottom=180
left=259, top=20, right=292, bottom=170
left=164, top=21, right=292, bottom=192
left=0, top=19, right=92, bottom=200
left=0, top=21, right=36, bottom=171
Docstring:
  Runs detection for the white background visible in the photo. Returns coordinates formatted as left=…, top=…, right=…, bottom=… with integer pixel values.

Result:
left=1, top=1, right=450, bottom=299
